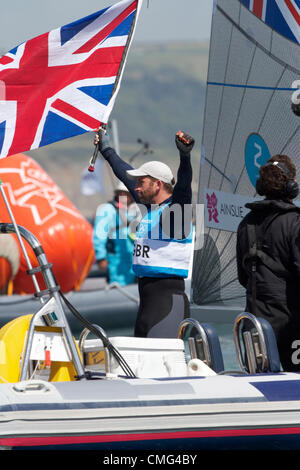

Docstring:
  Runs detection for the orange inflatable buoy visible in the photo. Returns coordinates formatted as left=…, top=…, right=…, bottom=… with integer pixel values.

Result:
left=0, top=153, right=95, bottom=294
left=0, top=257, right=12, bottom=293
left=0, top=233, right=19, bottom=294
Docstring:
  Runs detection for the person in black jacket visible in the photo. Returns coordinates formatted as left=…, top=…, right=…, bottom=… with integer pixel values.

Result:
left=236, top=154, right=300, bottom=371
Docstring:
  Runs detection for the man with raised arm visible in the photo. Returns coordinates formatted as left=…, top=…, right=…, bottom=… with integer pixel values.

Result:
left=94, top=129, right=194, bottom=338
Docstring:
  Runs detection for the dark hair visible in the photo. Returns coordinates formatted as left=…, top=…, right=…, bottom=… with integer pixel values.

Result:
left=258, top=154, right=296, bottom=200
left=162, top=181, right=174, bottom=194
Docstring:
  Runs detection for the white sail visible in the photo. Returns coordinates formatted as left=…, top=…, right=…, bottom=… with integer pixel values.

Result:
left=192, top=0, right=300, bottom=306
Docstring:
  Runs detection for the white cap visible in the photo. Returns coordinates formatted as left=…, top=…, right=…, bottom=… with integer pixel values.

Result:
left=115, top=181, right=129, bottom=192
left=126, top=161, right=174, bottom=185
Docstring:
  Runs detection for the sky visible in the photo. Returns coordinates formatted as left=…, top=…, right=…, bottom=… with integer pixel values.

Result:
left=0, top=0, right=214, bottom=53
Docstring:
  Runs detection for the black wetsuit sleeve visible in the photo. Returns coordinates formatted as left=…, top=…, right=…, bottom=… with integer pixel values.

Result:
left=161, top=150, right=193, bottom=240
left=101, top=147, right=139, bottom=202
left=171, top=150, right=193, bottom=206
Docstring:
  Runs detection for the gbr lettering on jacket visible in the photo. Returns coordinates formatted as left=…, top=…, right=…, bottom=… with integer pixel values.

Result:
left=133, top=243, right=150, bottom=258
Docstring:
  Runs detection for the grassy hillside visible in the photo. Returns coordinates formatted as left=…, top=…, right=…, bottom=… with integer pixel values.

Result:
left=111, top=42, right=209, bottom=147
left=26, top=41, right=209, bottom=218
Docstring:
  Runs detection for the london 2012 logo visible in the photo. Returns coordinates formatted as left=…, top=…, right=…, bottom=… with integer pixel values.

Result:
left=206, top=192, right=219, bottom=223
left=245, top=133, right=271, bottom=189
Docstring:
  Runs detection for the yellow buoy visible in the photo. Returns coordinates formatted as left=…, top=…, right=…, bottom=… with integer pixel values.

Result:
left=0, top=314, right=33, bottom=383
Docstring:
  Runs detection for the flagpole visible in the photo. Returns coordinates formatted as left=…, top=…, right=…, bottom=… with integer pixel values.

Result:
left=0, top=178, right=44, bottom=301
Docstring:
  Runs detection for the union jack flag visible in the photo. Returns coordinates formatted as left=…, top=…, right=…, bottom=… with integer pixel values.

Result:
left=0, top=0, right=142, bottom=159
left=239, top=0, right=300, bottom=44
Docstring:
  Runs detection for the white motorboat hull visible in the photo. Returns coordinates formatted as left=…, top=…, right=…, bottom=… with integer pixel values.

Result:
left=1, top=372, right=300, bottom=450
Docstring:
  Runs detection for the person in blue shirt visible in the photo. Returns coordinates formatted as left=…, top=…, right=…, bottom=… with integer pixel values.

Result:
left=93, top=181, right=136, bottom=286
left=94, top=129, right=194, bottom=338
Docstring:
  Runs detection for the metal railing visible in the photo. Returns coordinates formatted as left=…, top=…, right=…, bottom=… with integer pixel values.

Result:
left=178, top=318, right=212, bottom=367
left=233, top=312, right=269, bottom=373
